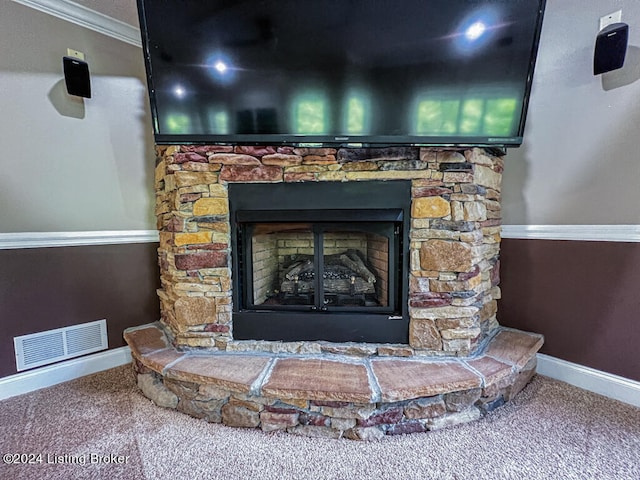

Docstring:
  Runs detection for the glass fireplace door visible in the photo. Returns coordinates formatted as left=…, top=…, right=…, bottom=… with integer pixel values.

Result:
left=242, top=218, right=396, bottom=314
left=249, top=222, right=316, bottom=308
left=320, top=224, right=392, bottom=310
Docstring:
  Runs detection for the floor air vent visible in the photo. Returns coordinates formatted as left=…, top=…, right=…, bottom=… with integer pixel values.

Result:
left=14, top=319, right=108, bottom=371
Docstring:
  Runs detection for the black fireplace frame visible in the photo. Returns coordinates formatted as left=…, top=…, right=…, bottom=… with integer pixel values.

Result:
left=229, top=181, right=411, bottom=343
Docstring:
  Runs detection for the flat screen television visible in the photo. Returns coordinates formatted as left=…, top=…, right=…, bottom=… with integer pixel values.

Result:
left=137, top=0, right=546, bottom=148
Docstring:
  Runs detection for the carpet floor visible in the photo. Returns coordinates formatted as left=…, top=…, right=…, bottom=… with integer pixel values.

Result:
left=0, top=365, right=639, bottom=480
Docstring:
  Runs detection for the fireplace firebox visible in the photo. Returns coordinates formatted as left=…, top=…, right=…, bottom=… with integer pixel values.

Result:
left=229, top=181, right=410, bottom=343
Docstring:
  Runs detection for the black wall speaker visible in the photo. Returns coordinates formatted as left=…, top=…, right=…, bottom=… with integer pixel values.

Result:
left=63, top=56, right=91, bottom=98
left=594, top=22, right=629, bottom=75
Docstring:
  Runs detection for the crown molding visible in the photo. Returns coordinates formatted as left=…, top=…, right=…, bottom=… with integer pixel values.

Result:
left=0, top=230, right=159, bottom=250
left=11, top=0, right=141, bottom=47
left=501, top=225, right=640, bottom=243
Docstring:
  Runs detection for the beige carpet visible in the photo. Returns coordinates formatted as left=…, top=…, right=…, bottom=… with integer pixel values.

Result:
left=1, top=365, right=639, bottom=480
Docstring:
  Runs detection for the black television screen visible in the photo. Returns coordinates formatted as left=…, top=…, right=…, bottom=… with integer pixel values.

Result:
left=137, top=0, right=545, bottom=147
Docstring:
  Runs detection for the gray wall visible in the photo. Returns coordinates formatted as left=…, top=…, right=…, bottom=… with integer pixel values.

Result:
left=0, top=2, right=159, bottom=379
left=503, top=0, right=640, bottom=225
left=0, top=1, right=155, bottom=232
left=498, top=0, right=640, bottom=384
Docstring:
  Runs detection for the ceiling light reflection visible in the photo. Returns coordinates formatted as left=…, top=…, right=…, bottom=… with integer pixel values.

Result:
left=465, top=21, right=486, bottom=41
left=205, top=53, right=237, bottom=85
left=173, top=85, right=186, bottom=98
left=454, top=6, right=501, bottom=55
left=214, top=60, right=228, bottom=74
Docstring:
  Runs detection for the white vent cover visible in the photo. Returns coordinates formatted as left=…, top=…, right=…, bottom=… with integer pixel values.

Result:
left=14, top=319, right=108, bottom=371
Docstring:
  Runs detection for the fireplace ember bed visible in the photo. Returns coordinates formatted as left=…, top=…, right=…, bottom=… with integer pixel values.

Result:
left=125, top=145, right=544, bottom=439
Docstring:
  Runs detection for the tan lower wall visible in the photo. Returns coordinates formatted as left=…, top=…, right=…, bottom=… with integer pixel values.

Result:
left=0, top=243, right=160, bottom=379
left=499, top=238, right=640, bottom=382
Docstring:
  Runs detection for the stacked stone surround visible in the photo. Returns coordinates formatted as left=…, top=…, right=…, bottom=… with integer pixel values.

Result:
left=154, top=145, right=503, bottom=357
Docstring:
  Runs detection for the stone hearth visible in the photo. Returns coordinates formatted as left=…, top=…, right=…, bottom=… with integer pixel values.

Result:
left=124, top=144, right=544, bottom=439
left=126, top=323, right=542, bottom=440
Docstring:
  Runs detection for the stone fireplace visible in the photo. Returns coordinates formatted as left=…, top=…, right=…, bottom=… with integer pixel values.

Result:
left=124, top=145, right=543, bottom=440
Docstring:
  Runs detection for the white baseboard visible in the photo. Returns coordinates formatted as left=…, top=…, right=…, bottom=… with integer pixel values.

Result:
left=537, top=353, right=640, bottom=408
left=0, top=346, right=131, bottom=401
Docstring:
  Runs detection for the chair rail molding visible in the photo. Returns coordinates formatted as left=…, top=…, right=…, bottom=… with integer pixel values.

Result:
left=0, top=230, right=159, bottom=250
left=501, top=225, right=640, bottom=243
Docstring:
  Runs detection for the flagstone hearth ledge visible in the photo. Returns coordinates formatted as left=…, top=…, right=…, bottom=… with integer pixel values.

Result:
left=124, top=323, right=542, bottom=440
